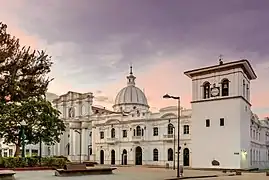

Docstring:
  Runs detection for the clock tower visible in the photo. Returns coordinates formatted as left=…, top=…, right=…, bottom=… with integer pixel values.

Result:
left=184, top=59, right=257, bottom=169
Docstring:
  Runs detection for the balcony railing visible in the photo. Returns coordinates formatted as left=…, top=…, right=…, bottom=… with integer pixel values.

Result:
left=106, top=138, right=118, bottom=144
left=163, top=134, right=174, bottom=139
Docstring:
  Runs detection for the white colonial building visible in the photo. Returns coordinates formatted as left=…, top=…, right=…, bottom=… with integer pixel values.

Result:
left=1, top=59, right=269, bottom=170
left=91, top=67, right=192, bottom=167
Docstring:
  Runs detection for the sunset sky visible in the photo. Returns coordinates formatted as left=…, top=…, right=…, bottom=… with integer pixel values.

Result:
left=1, top=0, right=269, bottom=118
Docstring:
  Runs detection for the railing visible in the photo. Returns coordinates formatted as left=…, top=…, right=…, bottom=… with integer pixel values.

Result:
left=163, top=134, right=174, bottom=139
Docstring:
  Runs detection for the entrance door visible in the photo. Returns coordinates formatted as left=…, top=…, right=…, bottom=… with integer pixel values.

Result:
left=122, top=149, right=127, bottom=165
left=100, top=150, right=104, bottom=164
left=111, top=150, right=115, bottom=165
left=183, top=148, right=190, bottom=166
left=135, top=146, right=142, bottom=165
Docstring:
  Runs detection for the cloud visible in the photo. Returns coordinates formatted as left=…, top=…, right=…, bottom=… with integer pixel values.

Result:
left=1, top=0, right=269, bottom=117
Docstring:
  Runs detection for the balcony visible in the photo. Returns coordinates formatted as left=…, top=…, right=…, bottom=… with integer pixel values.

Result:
left=163, top=134, right=175, bottom=142
left=132, top=136, right=144, bottom=143
left=106, top=138, right=118, bottom=144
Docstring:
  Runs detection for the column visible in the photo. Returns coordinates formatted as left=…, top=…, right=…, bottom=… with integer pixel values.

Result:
left=69, top=129, right=76, bottom=161
left=92, top=127, right=96, bottom=161
left=81, top=128, right=87, bottom=161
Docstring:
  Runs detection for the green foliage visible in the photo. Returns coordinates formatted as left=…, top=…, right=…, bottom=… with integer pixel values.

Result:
left=0, top=156, right=67, bottom=168
left=0, top=22, right=66, bottom=152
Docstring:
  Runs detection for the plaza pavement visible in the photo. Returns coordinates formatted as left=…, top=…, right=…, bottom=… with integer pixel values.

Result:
left=12, top=166, right=266, bottom=180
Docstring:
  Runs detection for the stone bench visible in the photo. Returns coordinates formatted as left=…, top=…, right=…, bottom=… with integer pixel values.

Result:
left=0, top=170, right=16, bottom=180
left=55, top=163, right=116, bottom=177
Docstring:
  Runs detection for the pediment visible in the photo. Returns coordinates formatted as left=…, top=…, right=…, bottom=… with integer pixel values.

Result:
left=161, top=113, right=177, bottom=118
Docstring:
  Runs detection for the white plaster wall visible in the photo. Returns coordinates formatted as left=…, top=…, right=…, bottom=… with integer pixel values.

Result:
left=191, top=99, right=241, bottom=169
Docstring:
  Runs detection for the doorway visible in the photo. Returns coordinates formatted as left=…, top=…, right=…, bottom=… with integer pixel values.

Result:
left=100, top=150, right=104, bottom=164
left=122, top=149, right=127, bottom=165
left=111, top=150, right=115, bottom=165
left=183, top=148, right=190, bottom=166
left=135, top=146, right=142, bottom=165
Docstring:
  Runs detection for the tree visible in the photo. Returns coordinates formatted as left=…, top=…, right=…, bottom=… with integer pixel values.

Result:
left=0, top=22, right=66, bottom=156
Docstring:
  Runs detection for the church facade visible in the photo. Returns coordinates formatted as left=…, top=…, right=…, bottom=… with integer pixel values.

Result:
left=1, top=59, right=269, bottom=170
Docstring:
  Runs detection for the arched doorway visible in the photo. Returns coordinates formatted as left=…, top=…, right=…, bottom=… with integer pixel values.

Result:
left=183, top=148, right=190, bottom=166
left=100, top=150, right=104, bottom=164
left=135, top=146, right=142, bottom=165
left=122, top=149, right=127, bottom=165
left=111, top=150, right=115, bottom=165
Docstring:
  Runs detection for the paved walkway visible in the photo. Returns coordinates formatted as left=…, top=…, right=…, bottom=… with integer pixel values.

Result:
left=11, top=166, right=268, bottom=180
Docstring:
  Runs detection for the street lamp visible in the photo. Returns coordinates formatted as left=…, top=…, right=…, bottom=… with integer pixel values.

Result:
left=163, top=94, right=181, bottom=178
left=20, top=120, right=27, bottom=160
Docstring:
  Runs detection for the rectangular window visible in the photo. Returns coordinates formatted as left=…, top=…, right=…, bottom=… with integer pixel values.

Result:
left=123, top=130, right=127, bottom=138
left=183, top=125, right=190, bottom=134
left=220, top=118, right=224, bottom=126
left=100, top=131, right=104, bottom=139
left=153, top=127, right=158, bottom=136
left=206, top=119, right=210, bottom=127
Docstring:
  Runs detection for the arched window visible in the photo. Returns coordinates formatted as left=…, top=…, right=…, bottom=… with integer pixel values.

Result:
left=133, top=129, right=136, bottom=136
left=111, top=128, right=115, bottom=138
left=243, top=80, right=245, bottom=97
left=168, top=124, right=174, bottom=135
left=136, top=126, right=142, bottom=136
left=168, top=148, right=173, bottom=161
left=246, top=84, right=249, bottom=100
left=153, top=149, right=158, bottom=161
left=221, top=79, right=229, bottom=96
left=203, top=82, right=210, bottom=99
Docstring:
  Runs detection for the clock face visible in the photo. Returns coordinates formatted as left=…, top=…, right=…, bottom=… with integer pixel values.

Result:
left=211, top=87, right=220, bottom=97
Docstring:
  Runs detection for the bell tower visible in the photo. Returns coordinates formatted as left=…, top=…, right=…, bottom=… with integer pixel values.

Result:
left=184, top=59, right=257, bottom=169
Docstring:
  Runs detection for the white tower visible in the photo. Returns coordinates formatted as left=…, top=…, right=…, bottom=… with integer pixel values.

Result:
left=184, top=59, right=257, bottom=169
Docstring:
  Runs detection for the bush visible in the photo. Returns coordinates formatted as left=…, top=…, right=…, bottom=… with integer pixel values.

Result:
left=0, top=156, right=68, bottom=168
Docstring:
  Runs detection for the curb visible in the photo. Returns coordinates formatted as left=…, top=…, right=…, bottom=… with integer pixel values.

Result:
left=165, top=173, right=235, bottom=179
left=0, top=167, right=55, bottom=171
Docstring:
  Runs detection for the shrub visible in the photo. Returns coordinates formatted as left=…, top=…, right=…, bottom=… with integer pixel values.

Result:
left=0, top=156, right=68, bottom=168
left=26, top=157, right=39, bottom=167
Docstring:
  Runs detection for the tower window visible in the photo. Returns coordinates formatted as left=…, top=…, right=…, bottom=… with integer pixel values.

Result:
left=206, top=119, right=210, bottom=127
left=111, top=128, right=115, bottom=138
left=203, top=82, right=210, bottom=99
left=221, top=79, right=229, bottom=96
left=220, top=118, right=224, bottom=126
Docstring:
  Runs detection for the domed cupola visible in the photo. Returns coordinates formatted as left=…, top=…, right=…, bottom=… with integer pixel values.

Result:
left=113, top=66, right=149, bottom=112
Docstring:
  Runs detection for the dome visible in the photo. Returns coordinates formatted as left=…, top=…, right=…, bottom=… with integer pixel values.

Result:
left=114, top=86, right=148, bottom=106
left=113, top=66, right=149, bottom=112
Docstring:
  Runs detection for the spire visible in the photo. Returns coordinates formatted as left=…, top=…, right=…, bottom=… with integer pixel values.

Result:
left=130, top=65, right=133, bottom=75
left=127, top=65, right=136, bottom=86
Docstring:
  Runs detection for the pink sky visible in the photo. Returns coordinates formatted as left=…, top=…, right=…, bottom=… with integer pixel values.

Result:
left=1, top=0, right=268, bottom=119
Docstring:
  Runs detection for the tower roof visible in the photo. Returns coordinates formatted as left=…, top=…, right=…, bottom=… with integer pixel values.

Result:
left=184, top=59, right=257, bottom=80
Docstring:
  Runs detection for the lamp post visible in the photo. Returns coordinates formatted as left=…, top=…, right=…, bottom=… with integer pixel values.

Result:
left=163, top=94, right=180, bottom=178
left=20, top=120, right=27, bottom=160
left=172, top=125, right=176, bottom=170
